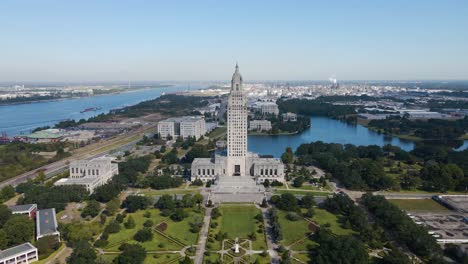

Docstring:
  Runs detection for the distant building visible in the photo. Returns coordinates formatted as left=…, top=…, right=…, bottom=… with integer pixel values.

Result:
left=281, top=112, right=297, bottom=122
left=249, top=120, right=272, bottom=131
left=54, top=157, right=118, bottom=193
left=9, top=204, right=37, bottom=218
left=0, top=243, right=38, bottom=264
left=25, top=129, right=64, bottom=143
left=158, top=116, right=206, bottom=140
left=36, top=208, right=60, bottom=241
left=255, top=102, right=279, bottom=116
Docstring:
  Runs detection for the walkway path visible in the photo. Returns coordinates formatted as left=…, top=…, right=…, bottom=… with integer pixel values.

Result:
left=194, top=207, right=212, bottom=264
left=258, top=205, right=280, bottom=264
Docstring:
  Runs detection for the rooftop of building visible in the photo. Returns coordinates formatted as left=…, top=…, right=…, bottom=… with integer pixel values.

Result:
left=160, top=116, right=205, bottom=123
left=9, top=204, right=37, bottom=213
left=0, top=243, right=36, bottom=260
left=36, top=208, right=59, bottom=238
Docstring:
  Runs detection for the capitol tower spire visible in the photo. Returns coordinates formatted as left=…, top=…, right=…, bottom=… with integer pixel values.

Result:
left=226, top=63, right=248, bottom=176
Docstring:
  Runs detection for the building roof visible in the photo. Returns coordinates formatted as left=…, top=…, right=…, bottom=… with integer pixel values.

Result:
left=9, top=204, right=37, bottom=213
left=191, top=158, right=215, bottom=165
left=161, top=116, right=204, bottom=123
left=0, top=243, right=36, bottom=260
left=26, top=129, right=64, bottom=139
left=36, top=208, right=59, bottom=238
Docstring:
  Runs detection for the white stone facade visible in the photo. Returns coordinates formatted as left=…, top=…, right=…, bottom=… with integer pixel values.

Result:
left=158, top=116, right=205, bottom=140
left=191, top=64, right=284, bottom=185
left=249, top=120, right=272, bottom=131
left=54, top=157, right=118, bottom=193
left=256, top=102, right=279, bottom=116
left=282, top=112, right=297, bottom=122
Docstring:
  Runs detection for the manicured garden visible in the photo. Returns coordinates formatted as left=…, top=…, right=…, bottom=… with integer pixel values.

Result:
left=103, top=208, right=202, bottom=252
left=207, top=204, right=267, bottom=251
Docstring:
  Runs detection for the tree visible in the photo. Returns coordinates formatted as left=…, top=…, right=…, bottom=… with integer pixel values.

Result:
left=134, top=228, right=153, bottom=242
left=122, top=195, right=151, bottom=213
left=300, top=194, right=316, bottom=208
left=179, top=256, right=192, bottom=264
left=36, top=236, right=60, bottom=257
left=0, top=230, right=8, bottom=249
left=0, top=204, right=12, bottom=228
left=124, top=215, right=136, bottom=229
left=105, top=220, right=121, bottom=234
left=143, top=219, right=154, bottom=228
left=3, top=215, right=34, bottom=246
left=171, top=208, right=188, bottom=222
left=81, top=200, right=101, bottom=218
left=116, top=243, right=146, bottom=264
left=281, top=147, right=294, bottom=164
left=0, top=185, right=15, bottom=201
left=263, top=179, right=270, bottom=188
left=106, top=197, right=120, bottom=215
left=67, top=240, right=97, bottom=264
left=312, top=229, right=369, bottom=264
left=155, top=194, right=176, bottom=210
left=211, top=208, right=221, bottom=219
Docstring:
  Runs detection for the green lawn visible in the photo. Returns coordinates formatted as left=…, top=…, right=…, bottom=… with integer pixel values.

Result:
left=104, top=208, right=202, bottom=252
left=208, top=205, right=267, bottom=251
left=277, top=210, right=311, bottom=247
left=311, top=208, right=354, bottom=236
left=389, top=199, right=450, bottom=212
left=207, top=127, right=226, bottom=140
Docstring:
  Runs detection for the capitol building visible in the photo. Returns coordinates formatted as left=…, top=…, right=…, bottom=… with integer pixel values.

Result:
left=191, top=64, right=285, bottom=196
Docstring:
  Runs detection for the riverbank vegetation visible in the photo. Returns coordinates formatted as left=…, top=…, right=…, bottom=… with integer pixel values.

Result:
left=367, top=116, right=468, bottom=141
left=292, top=141, right=468, bottom=192
left=278, top=98, right=356, bottom=120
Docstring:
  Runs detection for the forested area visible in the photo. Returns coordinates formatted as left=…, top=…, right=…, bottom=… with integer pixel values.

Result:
left=362, top=194, right=445, bottom=262
left=294, top=141, right=468, bottom=192
left=277, top=98, right=356, bottom=121
left=0, top=142, right=71, bottom=181
left=368, top=116, right=468, bottom=140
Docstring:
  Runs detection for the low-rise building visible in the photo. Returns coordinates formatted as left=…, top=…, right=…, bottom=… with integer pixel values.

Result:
left=54, top=157, right=118, bottom=193
left=281, top=112, right=297, bottom=122
left=254, top=102, right=279, bottom=116
left=36, top=208, right=60, bottom=241
left=9, top=204, right=37, bottom=219
left=157, top=116, right=206, bottom=140
left=249, top=120, right=272, bottom=131
left=0, top=243, right=38, bottom=264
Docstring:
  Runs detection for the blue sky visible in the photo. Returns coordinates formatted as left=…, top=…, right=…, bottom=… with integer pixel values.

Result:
left=1, top=0, right=467, bottom=81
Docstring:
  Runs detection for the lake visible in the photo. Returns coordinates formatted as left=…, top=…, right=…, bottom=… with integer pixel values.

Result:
left=0, top=85, right=199, bottom=136
left=248, top=116, right=416, bottom=157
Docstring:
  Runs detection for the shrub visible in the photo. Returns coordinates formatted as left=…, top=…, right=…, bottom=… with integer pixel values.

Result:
left=134, top=228, right=153, bottom=242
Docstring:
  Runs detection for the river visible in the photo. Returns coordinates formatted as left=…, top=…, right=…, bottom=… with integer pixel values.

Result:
left=248, top=116, right=416, bottom=157
left=0, top=85, right=199, bottom=136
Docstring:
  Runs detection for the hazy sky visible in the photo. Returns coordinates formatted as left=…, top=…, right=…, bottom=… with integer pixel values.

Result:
left=1, top=0, right=467, bottom=81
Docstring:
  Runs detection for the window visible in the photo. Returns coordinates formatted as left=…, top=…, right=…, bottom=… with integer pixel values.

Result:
left=198, top=169, right=201, bottom=175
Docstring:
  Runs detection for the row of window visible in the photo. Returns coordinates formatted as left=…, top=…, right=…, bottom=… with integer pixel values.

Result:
left=198, top=168, right=215, bottom=175
left=71, top=167, right=100, bottom=176
left=259, top=168, right=278, bottom=176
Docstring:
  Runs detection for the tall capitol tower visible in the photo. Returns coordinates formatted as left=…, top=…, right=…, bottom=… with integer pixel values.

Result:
left=226, top=63, right=248, bottom=176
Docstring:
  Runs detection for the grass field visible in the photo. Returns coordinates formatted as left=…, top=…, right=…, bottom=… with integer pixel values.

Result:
left=277, top=210, right=311, bottom=247
left=104, top=208, right=202, bottom=252
left=389, top=199, right=450, bottom=212
left=208, top=204, right=267, bottom=251
left=311, top=208, right=354, bottom=236
left=207, top=127, right=226, bottom=140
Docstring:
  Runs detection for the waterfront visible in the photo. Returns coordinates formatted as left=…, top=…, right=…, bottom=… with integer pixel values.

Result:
left=248, top=116, right=416, bottom=157
left=0, top=85, right=199, bottom=136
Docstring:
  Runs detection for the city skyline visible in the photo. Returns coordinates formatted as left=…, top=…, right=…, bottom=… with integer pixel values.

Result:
left=1, top=0, right=468, bottom=81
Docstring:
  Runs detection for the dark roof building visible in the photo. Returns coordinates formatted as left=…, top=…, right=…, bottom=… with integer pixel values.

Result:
left=0, top=242, right=38, bottom=263
left=9, top=204, right=37, bottom=218
left=36, top=208, right=60, bottom=241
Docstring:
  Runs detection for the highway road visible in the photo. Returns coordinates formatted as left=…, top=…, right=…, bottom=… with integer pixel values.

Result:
left=0, top=124, right=156, bottom=188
